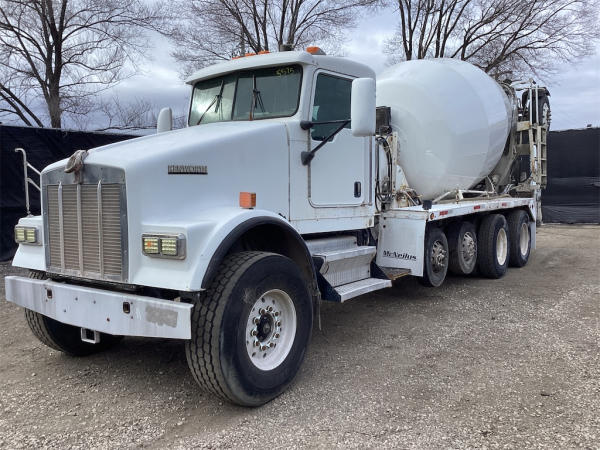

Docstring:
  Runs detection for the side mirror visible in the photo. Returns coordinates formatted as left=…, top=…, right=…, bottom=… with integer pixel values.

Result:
left=351, top=78, right=376, bottom=137
left=157, top=107, right=173, bottom=133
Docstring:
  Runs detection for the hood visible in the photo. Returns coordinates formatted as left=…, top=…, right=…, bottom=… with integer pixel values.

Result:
left=43, top=120, right=292, bottom=221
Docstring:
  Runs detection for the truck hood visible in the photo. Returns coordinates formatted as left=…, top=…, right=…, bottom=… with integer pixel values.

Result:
left=43, top=121, right=292, bottom=220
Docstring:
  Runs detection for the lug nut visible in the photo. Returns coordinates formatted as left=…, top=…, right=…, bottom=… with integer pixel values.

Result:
left=259, top=308, right=266, bottom=315
left=274, top=333, right=280, bottom=339
left=253, top=340, right=260, bottom=347
left=253, top=317, right=259, bottom=324
left=276, top=321, right=281, bottom=327
left=269, top=342, right=275, bottom=348
left=260, top=345, right=268, bottom=351
left=267, top=306, right=273, bottom=312
left=274, top=311, right=279, bottom=317
left=250, top=329, right=258, bottom=336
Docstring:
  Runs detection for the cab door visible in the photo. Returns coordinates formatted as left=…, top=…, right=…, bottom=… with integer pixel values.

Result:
left=308, top=71, right=369, bottom=206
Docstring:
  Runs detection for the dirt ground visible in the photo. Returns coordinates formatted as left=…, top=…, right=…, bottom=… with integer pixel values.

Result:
left=0, top=224, right=598, bottom=449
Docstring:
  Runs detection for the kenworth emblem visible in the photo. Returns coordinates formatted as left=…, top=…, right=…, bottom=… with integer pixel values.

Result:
left=168, top=165, right=208, bottom=175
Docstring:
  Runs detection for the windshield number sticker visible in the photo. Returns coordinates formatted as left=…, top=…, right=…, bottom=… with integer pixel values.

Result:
left=276, top=67, right=295, bottom=76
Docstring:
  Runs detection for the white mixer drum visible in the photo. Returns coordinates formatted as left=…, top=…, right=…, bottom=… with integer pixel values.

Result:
left=376, top=58, right=512, bottom=200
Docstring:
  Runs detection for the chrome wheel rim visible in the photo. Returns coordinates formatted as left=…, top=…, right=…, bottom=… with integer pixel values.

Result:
left=496, top=228, right=508, bottom=266
left=520, top=222, right=530, bottom=257
left=461, top=231, right=476, bottom=264
left=245, top=289, right=296, bottom=371
left=431, top=240, right=447, bottom=273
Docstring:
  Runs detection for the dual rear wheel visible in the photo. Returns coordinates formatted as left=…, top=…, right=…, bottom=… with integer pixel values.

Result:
left=421, top=210, right=531, bottom=286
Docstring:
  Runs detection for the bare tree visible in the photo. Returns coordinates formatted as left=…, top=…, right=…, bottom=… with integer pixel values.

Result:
left=95, top=96, right=187, bottom=132
left=385, top=0, right=600, bottom=78
left=168, top=0, right=381, bottom=75
left=0, top=0, right=168, bottom=128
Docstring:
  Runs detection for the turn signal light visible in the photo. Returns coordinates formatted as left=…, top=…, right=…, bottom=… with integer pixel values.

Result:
left=239, top=192, right=256, bottom=209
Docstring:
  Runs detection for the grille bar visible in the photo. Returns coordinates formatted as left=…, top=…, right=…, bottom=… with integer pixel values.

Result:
left=97, top=181, right=104, bottom=278
left=58, top=182, right=65, bottom=269
left=77, top=184, right=83, bottom=272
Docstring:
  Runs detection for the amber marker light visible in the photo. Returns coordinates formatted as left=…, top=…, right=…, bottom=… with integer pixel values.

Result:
left=239, top=192, right=256, bottom=209
left=306, top=46, right=325, bottom=55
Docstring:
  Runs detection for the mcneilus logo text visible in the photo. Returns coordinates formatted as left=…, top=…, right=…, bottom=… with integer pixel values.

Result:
left=383, top=250, right=417, bottom=261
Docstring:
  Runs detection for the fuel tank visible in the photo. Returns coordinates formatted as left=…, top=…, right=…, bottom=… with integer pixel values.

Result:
left=376, top=58, right=512, bottom=200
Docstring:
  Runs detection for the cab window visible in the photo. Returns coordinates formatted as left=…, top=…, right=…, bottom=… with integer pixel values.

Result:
left=311, top=73, right=352, bottom=141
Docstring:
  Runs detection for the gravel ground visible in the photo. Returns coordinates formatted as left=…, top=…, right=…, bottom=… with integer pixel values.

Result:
left=0, top=224, right=598, bottom=449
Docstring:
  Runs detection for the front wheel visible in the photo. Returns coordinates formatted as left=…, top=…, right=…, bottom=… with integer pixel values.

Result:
left=185, top=251, right=313, bottom=406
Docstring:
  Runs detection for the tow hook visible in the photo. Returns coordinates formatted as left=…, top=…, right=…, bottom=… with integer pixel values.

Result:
left=80, top=328, right=101, bottom=344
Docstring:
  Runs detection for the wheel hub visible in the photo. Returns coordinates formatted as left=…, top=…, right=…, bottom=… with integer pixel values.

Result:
left=431, top=240, right=447, bottom=273
left=461, top=232, right=476, bottom=261
left=245, top=289, right=296, bottom=371
left=496, top=228, right=508, bottom=266
left=520, top=222, right=529, bottom=256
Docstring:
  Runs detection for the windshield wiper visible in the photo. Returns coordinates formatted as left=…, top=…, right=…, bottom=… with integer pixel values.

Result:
left=196, top=80, right=225, bottom=125
left=249, top=75, right=265, bottom=120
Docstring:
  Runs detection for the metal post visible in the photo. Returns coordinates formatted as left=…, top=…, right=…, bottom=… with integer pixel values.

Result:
left=14, top=147, right=42, bottom=217
left=15, top=148, right=31, bottom=215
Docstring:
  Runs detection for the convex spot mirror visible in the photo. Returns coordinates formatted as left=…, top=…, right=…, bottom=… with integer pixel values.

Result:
left=351, top=78, right=376, bottom=137
left=157, top=107, right=173, bottom=133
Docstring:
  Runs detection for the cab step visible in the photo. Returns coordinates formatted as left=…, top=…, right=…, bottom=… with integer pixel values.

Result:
left=335, top=278, right=392, bottom=302
left=306, top=236, right=392, bottom=302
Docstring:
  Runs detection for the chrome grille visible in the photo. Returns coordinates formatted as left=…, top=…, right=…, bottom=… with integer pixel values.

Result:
left=45, top=180, right=126, bottom=281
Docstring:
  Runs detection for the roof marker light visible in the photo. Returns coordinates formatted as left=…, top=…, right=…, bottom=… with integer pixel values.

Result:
left=306, top=46, right=326, bottom=55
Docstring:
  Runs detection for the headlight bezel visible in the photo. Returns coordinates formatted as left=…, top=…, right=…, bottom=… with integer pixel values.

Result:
left=14, top=226, right=41, bottom=245
left=142, top=233, right=186, bottom=260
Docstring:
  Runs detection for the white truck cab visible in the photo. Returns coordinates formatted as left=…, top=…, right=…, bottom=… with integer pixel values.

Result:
left=5, top=48, right=548, bottom=406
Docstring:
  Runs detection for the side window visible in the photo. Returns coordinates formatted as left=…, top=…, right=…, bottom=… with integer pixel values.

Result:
left=311, top=73, right=352, bottom=141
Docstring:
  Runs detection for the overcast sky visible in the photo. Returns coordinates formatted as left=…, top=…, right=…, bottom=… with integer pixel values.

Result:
left=96, top=7, right=599, bottom=131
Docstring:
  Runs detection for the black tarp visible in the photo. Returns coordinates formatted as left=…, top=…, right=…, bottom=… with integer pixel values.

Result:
left=542, top=127, right=600, bottom=223
left=0, top=125, right=136, bottom=261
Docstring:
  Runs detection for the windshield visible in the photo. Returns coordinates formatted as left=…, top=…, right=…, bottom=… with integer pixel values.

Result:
left=189, top=65, right=302, bottom=126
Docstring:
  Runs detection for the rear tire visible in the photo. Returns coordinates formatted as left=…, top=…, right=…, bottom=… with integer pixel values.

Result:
left=185, top=251, right=313, bottom=406
left=447, top=221, right=478, bottom=275
left=477, top=215, right=510, bottom=279
left=25, top=271, right=123, bottom=356
left=420, top=227, right=449, bottom=287
left=507, top=210, right=531, bottom=267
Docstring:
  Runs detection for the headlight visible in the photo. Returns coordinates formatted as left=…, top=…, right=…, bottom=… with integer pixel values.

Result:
left=142, top=234, right=185, bottom=259
left=14, top=226, right=40, bottom=245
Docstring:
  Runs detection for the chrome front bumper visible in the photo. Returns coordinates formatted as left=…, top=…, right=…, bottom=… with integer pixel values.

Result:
left=4, top=276, right=193, bottom=339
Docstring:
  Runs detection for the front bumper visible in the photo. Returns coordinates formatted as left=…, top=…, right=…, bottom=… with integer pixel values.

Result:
left=4, top=276, right=193, bottom=339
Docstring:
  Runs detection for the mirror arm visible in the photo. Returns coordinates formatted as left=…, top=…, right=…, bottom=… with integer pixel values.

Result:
left=300, top=119, right=350, bottom=130
left=301, top=119, right=350, bottom=165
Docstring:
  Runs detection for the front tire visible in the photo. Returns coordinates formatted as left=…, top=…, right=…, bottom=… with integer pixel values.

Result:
left=25, top=271, right=123, bottom=356
left=477, top=214, right=510, bottom=279
left=185, top=251, right=313, bottom=406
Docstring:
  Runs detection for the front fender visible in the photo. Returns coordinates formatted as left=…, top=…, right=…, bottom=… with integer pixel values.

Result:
left=132, top=207, right=311, bottom=292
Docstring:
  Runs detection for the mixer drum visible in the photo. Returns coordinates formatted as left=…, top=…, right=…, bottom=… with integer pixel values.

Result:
left=376, top=58, right=512, bottom=200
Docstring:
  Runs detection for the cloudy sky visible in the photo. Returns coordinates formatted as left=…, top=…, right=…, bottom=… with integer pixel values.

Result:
left=101, top=6, right=599, bottom=131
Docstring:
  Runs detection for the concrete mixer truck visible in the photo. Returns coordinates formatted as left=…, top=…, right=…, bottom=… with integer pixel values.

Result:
left=5, top=47, right=550, bottom=406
